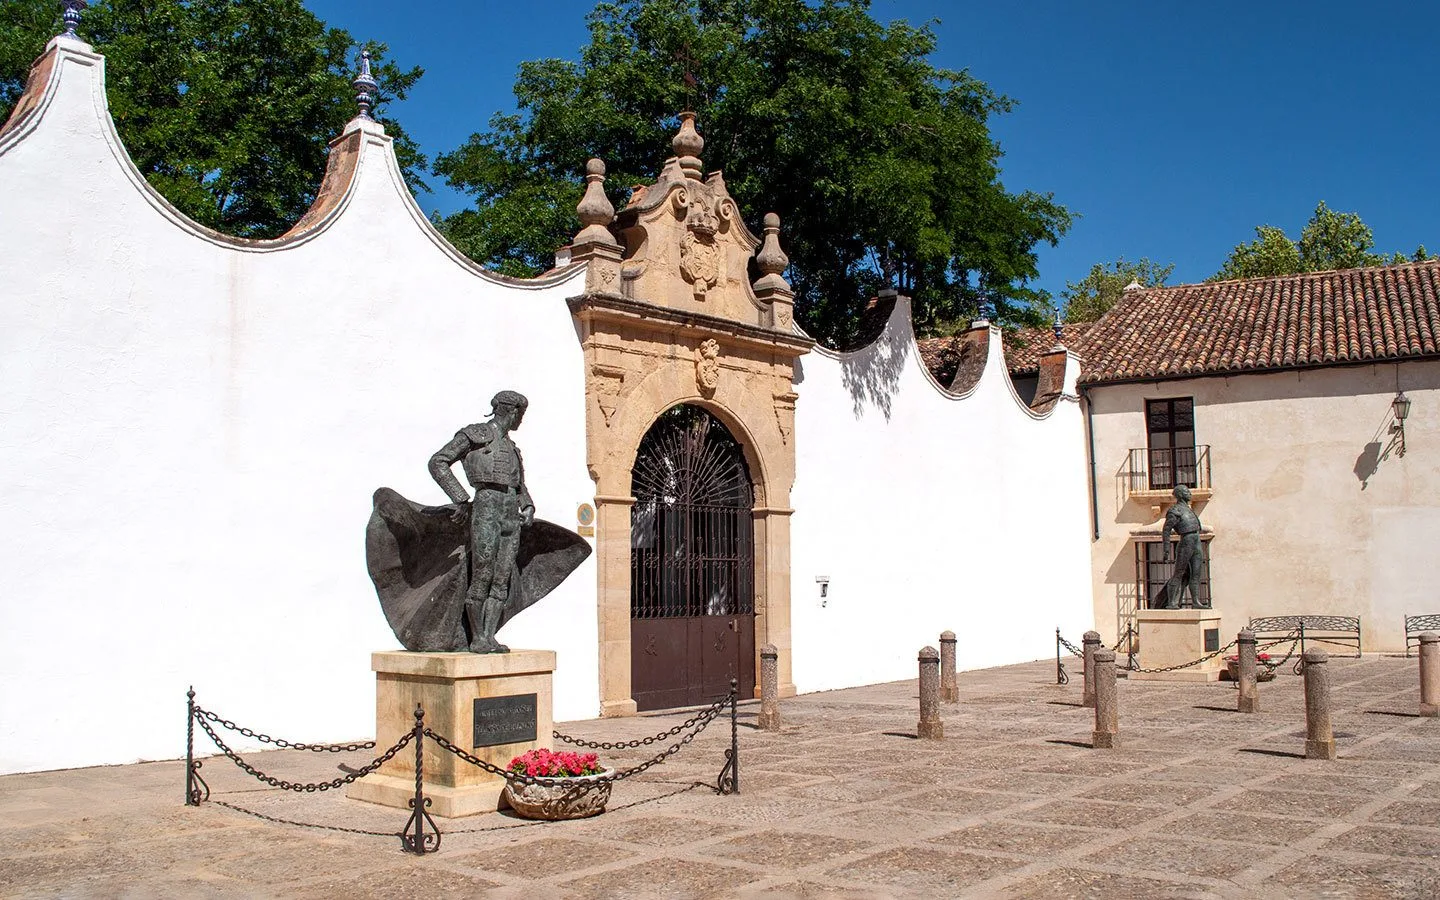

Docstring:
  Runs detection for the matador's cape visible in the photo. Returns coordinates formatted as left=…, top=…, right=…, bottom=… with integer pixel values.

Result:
left=364, top=487, right=592, bottom=652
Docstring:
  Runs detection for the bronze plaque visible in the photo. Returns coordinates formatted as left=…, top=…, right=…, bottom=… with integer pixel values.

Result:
left=472, top=694, right=538, bottom=748
left=1204, top=628, right=1219, bottom=653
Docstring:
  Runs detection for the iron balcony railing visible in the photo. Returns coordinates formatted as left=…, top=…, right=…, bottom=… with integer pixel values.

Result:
left=1125, top=445, right=1211, bottom=494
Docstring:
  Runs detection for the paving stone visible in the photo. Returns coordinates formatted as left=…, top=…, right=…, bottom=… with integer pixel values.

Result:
left=1211, top=787, right=1373, bottom=819
left=825, top=845, right=1022, bottom=892
left=1269, top=852, right=1440, bottom=899
left=451, top=836, right=635, bottom=877
left=589, top=814, right=743, bottom=848
left=290, top=864, right=501, bottom=898
left=1000, top=865, right=1211, bottom=899
left=706, top=830, right=874, bottom=867
left=1076, top=780, right=1219, bottom=807
left=1367, top=799, right=1440, bottom=827
left=1079, top=837, right=1253, bottom=879
left=559, top=858, right=764, bottom=898
left=930, top=822, right=1097, bottom=857
left=1158, top=810, right=1325, bottom=845
left=1326, top=824, right=1440, bottom=859
left=1023, top=799, right=1152, bottom=829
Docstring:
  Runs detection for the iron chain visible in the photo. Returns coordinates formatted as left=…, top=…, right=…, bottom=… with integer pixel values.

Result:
left=211, top=799, right=402, bottom=838
left=1129, top=638, right=1239, bottom=674
left=196, top=707, right=375, bottom=753
left=552, top=695, right=729, bottom=750
left=194, top=712, right=411, bottom=793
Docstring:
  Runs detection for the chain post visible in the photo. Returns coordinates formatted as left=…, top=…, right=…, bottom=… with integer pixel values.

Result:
left=400, top=703, right=439, bottom=855
left=1127, top=625, right=1138, bottom=672
left=1055, top=628, right=1065, bottom=685
left=185, top=687, right=196, bottom=806
left=1298, top=621, right=1307, bottom=673
left=729, top=677, right=740, bottom=795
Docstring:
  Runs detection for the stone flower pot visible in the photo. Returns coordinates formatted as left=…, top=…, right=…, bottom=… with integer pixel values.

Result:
left=503, top=768, right=615, bottom=820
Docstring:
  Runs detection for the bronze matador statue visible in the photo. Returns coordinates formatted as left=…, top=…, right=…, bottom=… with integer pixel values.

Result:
left=364, top=391, right=591, bottom=653
left=1160, top=484, right=1207, bottom=609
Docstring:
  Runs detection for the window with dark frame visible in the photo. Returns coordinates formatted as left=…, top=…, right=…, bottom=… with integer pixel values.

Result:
left=1136, top=539, right=1211, bottom=609
left=1145, top=397, right=1198, bottom=490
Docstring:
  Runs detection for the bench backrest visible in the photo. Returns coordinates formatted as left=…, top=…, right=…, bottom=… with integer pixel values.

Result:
left=1248, top=614, right=1360, bottom=634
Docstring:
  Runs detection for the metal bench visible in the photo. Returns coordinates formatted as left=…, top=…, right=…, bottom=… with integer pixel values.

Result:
left=1405, top=613, right=1440, bottom=657
left=1248, top=615, right=1362, bottom=658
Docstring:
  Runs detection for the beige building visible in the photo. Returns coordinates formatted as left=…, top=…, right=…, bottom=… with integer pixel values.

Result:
left=996, top=264, right=1440, bottom=652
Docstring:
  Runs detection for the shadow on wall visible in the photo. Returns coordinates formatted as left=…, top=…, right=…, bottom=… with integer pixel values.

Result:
left=1356, top=401, right=1404, bottom=490
left=839, top=294, right=909, bottom=421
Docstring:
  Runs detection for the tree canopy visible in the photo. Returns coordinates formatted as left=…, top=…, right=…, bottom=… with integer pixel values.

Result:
left=433, top=0, right=1071, bottom=346
left=0, top=0, right=426, bottom=239
left=1058, top=257, right=1173, bottom=324
left=1213, top=202, right=1430, bottom=281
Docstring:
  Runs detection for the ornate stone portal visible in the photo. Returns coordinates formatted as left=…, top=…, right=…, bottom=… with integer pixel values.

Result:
left=563, top=113, right=813, bottom=715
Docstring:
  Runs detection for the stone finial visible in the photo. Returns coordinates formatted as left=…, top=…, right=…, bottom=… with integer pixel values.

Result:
left=673, top=111, right=704, bottom=180
left=753, top=212, right=791, bottom=294
left=574, top=158, right=619, bottom=247
left=353, top=50, right=379, bottom=121
left=60, top=0, right=87, bottom=38
left=1081, top=630, right=1101, bottom=709
left=1052, top=307, right=1065, bottom=347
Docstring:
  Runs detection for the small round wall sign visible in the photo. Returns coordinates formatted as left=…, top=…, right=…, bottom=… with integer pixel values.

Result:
left=576, top=503, right=596, bottom=527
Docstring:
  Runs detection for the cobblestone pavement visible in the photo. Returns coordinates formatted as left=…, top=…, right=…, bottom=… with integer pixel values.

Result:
left=3, top=655, right=1440, bottom=899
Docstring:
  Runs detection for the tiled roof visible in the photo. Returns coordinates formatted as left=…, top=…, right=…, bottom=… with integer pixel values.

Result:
left=1077, top=261, right=1440, bottom=383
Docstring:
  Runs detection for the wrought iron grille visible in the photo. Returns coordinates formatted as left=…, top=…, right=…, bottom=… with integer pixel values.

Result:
left=1135, top=539, right=1212, bottom=609
left=1124, top=445, right=1211, bottom=493
left=631, top=405, right=754, bottom=619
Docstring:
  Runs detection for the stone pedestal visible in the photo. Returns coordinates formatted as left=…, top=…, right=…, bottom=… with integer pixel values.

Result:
left=1130, top=609, right=1225, bottom=682
left=347, top=650, right=555, bottom=818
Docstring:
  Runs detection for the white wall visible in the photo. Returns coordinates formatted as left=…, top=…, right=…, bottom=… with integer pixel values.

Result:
left=0, top=40, right=597, bottom=774
left=1086, top=361, right=1440, bottom=651
left=790, top=304, right=1095, bottom=692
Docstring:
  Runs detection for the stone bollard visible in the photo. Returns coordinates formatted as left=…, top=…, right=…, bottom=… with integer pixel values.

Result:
left=1092, top=648, right=1119, bottom=749
left=1420, top=632, right=1439, bottom=717
left=1303, top=649, right=1336, bottom=760
left=1237, top=629, right=1259, bottom=713
left=940, top=631, right=959, bottom=703
left=917, top=646, right=943, bottom=740
left=757, top=644, right=781, bottom=730
left=1082, top=631, right=1102, bottom=708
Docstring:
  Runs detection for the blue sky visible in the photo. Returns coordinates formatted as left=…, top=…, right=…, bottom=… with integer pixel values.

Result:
left=306, top=0, right=1440, bottom=299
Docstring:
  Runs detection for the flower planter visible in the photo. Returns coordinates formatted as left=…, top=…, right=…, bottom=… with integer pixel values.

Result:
left=503, top=767, right=615, bottom=820
left=1226, top=659, right=1278, bottom=683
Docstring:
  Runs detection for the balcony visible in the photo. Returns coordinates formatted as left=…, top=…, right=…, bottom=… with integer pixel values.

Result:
left=1123, top=445, right=1212, bottom=513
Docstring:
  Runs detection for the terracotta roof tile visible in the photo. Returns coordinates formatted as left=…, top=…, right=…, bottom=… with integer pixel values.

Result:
left=1070, top=261, right=1440, bottom=384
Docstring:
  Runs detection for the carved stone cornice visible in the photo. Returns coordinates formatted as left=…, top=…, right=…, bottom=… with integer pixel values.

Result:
left=568, top=291, right=814, bottom=358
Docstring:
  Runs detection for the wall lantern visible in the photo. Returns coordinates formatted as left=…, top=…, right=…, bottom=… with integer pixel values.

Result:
left=1390, top=391, right=1411, bottom=457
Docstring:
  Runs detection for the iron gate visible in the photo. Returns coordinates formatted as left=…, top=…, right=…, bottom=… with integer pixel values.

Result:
left=630, top=405, right=755, bottom=711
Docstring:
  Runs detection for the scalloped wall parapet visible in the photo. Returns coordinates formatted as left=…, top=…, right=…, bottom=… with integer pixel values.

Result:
left=0, top=40, right=598, bottom=774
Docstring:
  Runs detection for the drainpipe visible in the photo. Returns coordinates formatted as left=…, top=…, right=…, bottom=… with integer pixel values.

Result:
left=1081, top=385, right=1100, bottom=541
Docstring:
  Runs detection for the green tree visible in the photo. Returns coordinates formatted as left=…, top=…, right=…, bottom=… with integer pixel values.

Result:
left=1213, top=202, right=1430, bottom=281
left=0, top=0, right=426, bottom=239
left=1058, top=257, right=1173, bottom=323
left=1213, top=225, right=1303, bottom=280
left=433, top=0, right=1071, bottom=346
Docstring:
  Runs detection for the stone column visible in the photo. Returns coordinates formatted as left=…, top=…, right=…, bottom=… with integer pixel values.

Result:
left=1303, top=649, right=1336, bottom=760
left=1237, top=629, right=1259, bottom=714
left=917, top=646, right=943, bottom=740
left=940, top=631, right=959, bottom=703
left=757, top=644, right=780, bottom=730
left=1092, top=648, right=1118, bottom=749
left=1082, top=631, right=1102, bottom=708
left=1420, top=632, right=1439, bottom=717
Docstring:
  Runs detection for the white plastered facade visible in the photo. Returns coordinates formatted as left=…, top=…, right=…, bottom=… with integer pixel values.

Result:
left=1085, top=361, right=1440, bottom=652
left=0, top=38, right=1096, bottom=773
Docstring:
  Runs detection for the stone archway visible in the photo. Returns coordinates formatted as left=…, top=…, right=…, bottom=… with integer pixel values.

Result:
left=629, top=404, right=755, bottom=710
left=562, top=112, right=812, bottom=716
